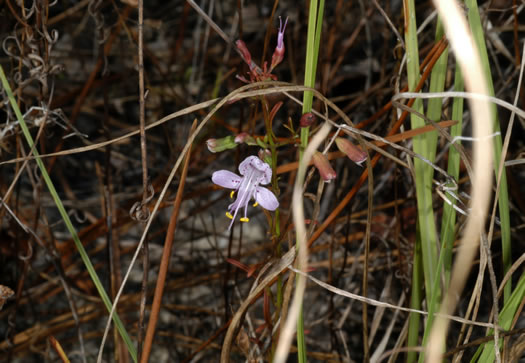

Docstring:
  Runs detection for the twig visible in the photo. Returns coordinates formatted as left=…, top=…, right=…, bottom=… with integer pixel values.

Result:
left=137, top=0, right=149, bottom=359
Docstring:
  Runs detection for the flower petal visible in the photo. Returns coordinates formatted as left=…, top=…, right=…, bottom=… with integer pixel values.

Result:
left=238, top=156, right=258, bottom=176
left=212, top=170, right=242, bottom=189
left=255, top=187, right=279, bottom=211
left=239, top=155, right=272, bottom=184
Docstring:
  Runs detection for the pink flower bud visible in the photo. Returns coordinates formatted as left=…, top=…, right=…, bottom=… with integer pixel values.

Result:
left=312, top=151, right=336, bottom=182
left=236, top=40, right=252, bottom=66
left=206, top=135, right=238, bottom=153
left=299, top=112, right=316, bottom=127
left=234, top=132, right=257, bottom=145
left=270, top=16, right=288, bottom=70
left=335, top=138, right=367, bottom=166
left=258, top=149, right=272, bottom=166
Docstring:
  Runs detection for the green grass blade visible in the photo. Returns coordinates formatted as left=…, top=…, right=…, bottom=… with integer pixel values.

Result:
left=407, top=228, right=423, bottom=363
left=300, top=0, right=325, bottom=155
left=424, top=20, right=448, bottom=172
left=441, top=66, right=464, bottom=287
left=465, top=0, right=512, bottom=302
left=417, top=18, right=450, bottom=363
left=404, top=1, right=439, bottom=360
left=472, top=271, right=525, bottom=362
left=0, top=65, right=138, bottom=362
left=297, top=1, right=325, bottom=361
left=404, top=0, right=438, bottom=305
left=302, top=0, right=321, bottom=114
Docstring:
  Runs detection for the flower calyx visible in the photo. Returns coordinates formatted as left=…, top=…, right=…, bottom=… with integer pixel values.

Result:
left=206, top=135, right=238, bottom=153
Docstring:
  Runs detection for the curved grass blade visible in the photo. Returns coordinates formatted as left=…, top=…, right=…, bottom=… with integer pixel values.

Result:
left=0, top=65, right=138, bottom=362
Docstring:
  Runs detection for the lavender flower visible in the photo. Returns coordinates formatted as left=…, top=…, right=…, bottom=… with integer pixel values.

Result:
left=212, top=156, right=279, bottom=230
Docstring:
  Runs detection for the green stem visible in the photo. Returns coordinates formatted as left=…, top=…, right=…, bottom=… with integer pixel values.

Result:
left=296, top=1, right=325, bottom=361
left=300, top=0, right=325, bottom=157
left=404, top=0, right=438, bottom=307
left=417, top=18, right=449, bottom=363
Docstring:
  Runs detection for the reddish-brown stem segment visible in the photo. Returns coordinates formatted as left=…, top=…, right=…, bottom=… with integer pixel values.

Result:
left=140, top=120, right=197, bottom=363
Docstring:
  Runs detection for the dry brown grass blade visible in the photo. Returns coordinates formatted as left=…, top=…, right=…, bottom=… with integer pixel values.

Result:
left=49, top=336, right=71, bottom=363
left=220, top=248, right=296, bottom=363
left=136, top=1, right=149, bottom=360
left=273, top=122, right=332, bottom=363
left=288, top=267, right=497, bottom=329
left=140, top=119, right=197, bottom=363
left=275, top=120, right=457, bottom=175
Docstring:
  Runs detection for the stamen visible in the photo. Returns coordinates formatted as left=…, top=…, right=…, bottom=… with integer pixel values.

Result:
left=253, top=202, right=259, bottom=207
left=226, top=212, right=233, bottom=219
left=240, top=217, right=250, bottom=222
left=230, top=191, right=235, bottom=199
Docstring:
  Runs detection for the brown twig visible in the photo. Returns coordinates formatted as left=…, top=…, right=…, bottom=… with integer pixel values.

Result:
left=137, top=0, right=150, bottom=359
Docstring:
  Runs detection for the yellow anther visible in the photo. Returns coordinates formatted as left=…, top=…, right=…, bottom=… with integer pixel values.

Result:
left=253, top=202, right=259, bottom=207
left=230, top=191, right=235, bottom=199
left=240, top=217, right=250, bottom=223
left=226, top=212, right=233, bottom=219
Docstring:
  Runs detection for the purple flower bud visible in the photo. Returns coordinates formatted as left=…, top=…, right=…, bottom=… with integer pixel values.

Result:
left=236, top=39, right=259, bottom=76
left=299, top=112, right=316, bottom=128
left=206, top=135, right=238, bottom=153
left=212, top=156, right=279, bottom=230
left=270, top=16, right=288, bottom=70
left=312, top=151, right=336, bottom=182
left=206, top=139, right=217, bottom=152
left=335, top=138, right=367, bottom=166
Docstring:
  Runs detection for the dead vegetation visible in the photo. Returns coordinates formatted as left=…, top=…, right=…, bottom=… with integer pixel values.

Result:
left=1, top=1, right=524, bottom=362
